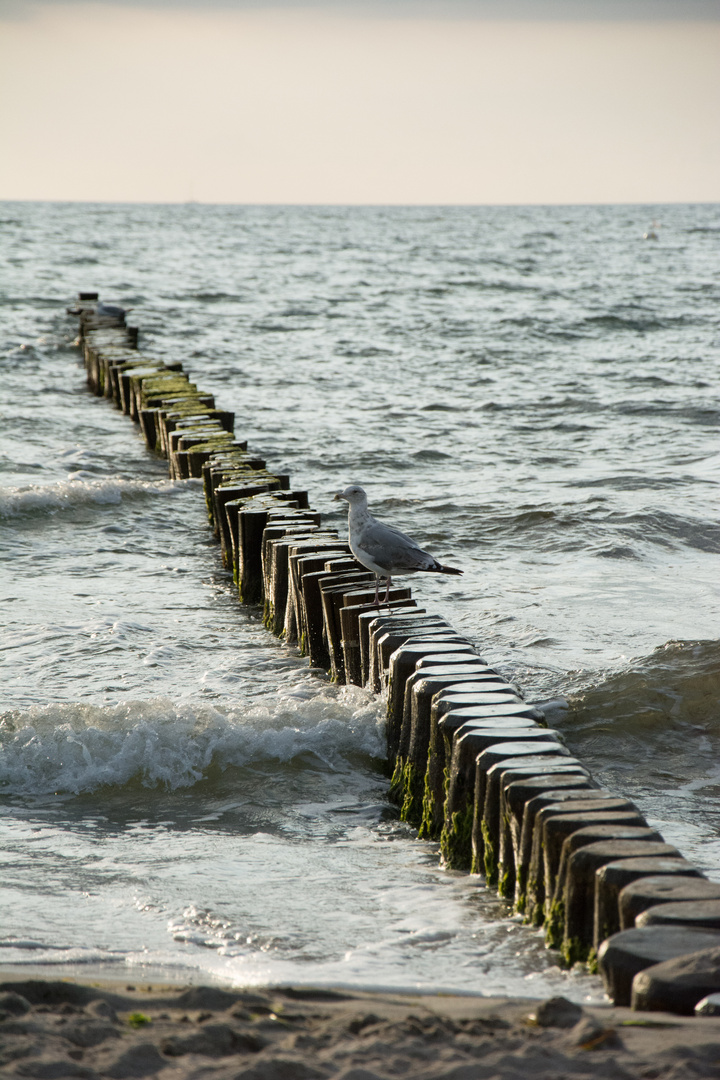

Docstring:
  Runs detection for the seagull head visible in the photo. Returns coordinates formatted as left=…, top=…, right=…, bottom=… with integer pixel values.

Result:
left=334, top=485, right=367, bottom=506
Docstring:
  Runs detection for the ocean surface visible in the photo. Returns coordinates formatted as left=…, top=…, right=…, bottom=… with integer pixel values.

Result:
left=1, top=201, right=718, bottom=1000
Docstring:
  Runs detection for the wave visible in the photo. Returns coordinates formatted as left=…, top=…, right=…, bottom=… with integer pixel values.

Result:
left=555, top=641, right=720, bottom=787
left=0, top=476, right=186, bottom=519
left=614, top=401, right=719, bottom=426
left=0, top=687, right=385, bottom=796
left=580, top=314, right=672, bottom=333
left=605, top=509, right=720, bottom=554
left=251, top=322, right=311, bottom=334
left=441, top=278, right=539, bottom=294
left=0, top=942, right=127, bottom=967
left=567, top=640, right=720, bottom=728
left=192, top=290, right=243, bottom=302
left=564, top=475, right=691, bottom=491
left=453, top=502, right=720, bottom=558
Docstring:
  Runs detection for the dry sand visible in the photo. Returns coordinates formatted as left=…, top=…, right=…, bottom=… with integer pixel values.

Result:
left=1, top=973, right=720, bottom=1079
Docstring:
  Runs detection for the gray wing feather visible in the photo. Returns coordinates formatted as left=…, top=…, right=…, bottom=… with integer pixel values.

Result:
left=356, top=518, right=436, bottom=572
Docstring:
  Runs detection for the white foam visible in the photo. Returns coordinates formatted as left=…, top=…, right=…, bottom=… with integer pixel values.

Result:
left=0, top=944, right=126, bottom=966
left=0, top=684, right=385, bottom=796
left=0, top=476, right=184, bottom=518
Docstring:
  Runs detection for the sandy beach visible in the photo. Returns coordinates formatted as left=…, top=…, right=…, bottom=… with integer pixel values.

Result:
left=2, top=973, right=720, bottom=1079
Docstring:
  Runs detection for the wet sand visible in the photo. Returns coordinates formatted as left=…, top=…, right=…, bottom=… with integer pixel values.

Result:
left=2, top=972, right=720, bottom=1079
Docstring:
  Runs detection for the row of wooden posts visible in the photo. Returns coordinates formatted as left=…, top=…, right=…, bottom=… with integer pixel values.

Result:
left=70, top=294, right=720, bottom=1017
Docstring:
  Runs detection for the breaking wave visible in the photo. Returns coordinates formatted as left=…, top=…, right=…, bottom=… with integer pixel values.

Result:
left=0, top=686, right=385, bottom=796
left=0, top=476, right=185, bottom=519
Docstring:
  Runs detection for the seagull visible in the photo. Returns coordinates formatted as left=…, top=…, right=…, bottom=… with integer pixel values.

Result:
left=96, top=301, right=128, bottom=321
left=334, top=485, right=462, bottom=605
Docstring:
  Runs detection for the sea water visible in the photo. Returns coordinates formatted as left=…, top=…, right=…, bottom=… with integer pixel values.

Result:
left=1, top=202, right=718, bottom=999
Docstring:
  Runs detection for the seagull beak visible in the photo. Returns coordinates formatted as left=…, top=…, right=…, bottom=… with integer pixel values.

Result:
left=333, top=491, right=344, bottom=501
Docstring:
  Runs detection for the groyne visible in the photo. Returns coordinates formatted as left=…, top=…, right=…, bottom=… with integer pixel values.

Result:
left=69, top=294, right=720, bottom=1016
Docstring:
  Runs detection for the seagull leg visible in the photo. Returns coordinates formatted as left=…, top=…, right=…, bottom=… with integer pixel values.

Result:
left=373, top=576, right=381, bottom=607
left=383, top=575, right=392, bottom=604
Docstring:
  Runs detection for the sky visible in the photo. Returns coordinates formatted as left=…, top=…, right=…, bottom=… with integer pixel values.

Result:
left=0, top=0, right=718, bottom=204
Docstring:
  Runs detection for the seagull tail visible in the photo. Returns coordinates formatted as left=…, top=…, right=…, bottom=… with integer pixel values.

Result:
left=434, top=563, right=463, bottom=576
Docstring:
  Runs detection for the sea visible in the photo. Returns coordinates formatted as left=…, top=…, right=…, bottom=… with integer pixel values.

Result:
left=1, top=201, right=718, bottom=1001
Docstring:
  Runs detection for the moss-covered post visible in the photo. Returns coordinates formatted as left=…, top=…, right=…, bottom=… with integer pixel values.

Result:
left=560, top=839, right=682, bottom=967
left=594, top=856, right=704, bottom=952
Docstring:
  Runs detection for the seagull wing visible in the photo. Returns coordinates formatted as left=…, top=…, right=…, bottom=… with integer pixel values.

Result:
left=355, top=516, right=437, bottom=573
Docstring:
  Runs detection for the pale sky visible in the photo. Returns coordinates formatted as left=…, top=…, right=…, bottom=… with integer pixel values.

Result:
left=0, top=0, right=718, bottom=203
